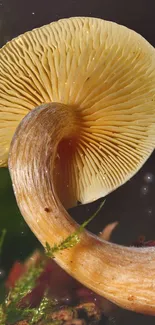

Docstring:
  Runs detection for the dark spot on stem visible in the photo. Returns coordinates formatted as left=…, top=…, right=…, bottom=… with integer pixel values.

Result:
left=44, top=207, right=50, bottom=212
left=128, top=295, right=134, bottom=301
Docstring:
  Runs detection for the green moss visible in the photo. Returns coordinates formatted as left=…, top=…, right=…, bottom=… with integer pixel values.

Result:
left=30, top=296, right=55, bottom=324
left=0, top=304, right=6, bottom=325
left=9, top=263, right=44, bottom=303
left=45, top=200, right=105, bottom=258
left=0, top=229, right=6, bottom=256
left=0, top=201, right=105, bottom=324
left=0, top=261, right=45, bottom=324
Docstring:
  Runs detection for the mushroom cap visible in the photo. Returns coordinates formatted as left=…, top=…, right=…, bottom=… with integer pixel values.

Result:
left=0, top=17, right=155, bottom=206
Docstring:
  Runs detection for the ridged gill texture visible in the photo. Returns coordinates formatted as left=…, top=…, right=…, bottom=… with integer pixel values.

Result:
left=0, top=17, right=155, bottom=206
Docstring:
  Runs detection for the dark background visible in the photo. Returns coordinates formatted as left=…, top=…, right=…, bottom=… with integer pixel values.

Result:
left=0, top=0, right=155, bottom=324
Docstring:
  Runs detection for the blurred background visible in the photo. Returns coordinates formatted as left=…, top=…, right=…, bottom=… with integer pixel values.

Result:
left=0, top=0, right=155, bottom=323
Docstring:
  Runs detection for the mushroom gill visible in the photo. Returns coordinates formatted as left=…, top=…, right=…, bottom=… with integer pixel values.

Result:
left=0, top=17, right=155, bottom=314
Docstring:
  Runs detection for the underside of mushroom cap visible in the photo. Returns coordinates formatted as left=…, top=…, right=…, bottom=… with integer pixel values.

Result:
left=0, top=17, right=155, bottom=206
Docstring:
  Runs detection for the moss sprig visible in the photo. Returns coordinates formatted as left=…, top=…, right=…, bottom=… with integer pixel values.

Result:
left=0, top=229, right=6, bottom=256
left=0, top=201, right=105, bottom=324
left=45, top=200, right=105, bottom=258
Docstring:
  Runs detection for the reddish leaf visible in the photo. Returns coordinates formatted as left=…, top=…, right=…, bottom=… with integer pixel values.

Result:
left=6, top=261, right=26, bottom=288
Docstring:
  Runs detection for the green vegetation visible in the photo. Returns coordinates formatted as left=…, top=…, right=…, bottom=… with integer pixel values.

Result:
left=0, top=201, right=105, bottom=324
left=45, top=200, right=105, bottom=258
left=1, top=262, right=45, bottom=324
left=0, top=229, right=6, bottom=256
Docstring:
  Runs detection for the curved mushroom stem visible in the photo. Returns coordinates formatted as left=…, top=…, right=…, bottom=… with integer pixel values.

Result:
left=8, top=103, right=155, bottom=315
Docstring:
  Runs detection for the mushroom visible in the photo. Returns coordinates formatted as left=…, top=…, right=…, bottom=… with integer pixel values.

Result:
left=1, top=17, right=155, bottom=315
